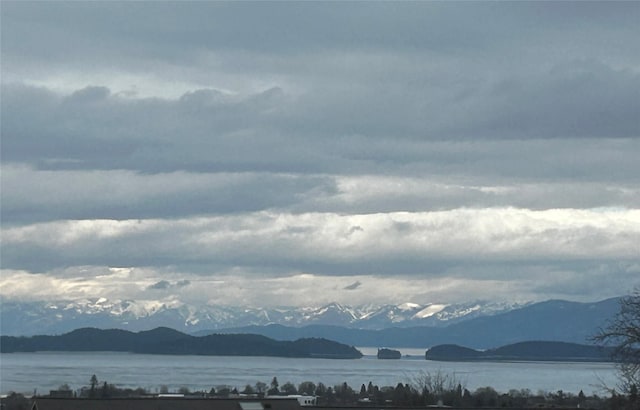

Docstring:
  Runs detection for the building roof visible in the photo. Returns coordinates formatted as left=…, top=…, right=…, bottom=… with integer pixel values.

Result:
left=32, top=397, right=304, bottom=410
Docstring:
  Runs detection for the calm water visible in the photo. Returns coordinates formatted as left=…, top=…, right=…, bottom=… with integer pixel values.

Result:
left=0, top=351, right=617, bottom=396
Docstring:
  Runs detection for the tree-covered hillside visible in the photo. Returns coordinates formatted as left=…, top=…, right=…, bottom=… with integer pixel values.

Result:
left=0, top=327, right=362, bottom=359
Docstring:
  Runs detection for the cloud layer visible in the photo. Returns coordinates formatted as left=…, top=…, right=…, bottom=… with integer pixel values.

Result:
left=1, top=2, right=639, bottom=306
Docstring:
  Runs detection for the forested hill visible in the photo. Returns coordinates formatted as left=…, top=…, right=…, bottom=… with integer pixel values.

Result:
left=426, top=341, right=615, bottom=362
left=0, top=327, right=363, bottom=359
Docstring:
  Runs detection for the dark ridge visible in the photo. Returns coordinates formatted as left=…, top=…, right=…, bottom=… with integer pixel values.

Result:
left=426, top=341, right=615, bottom=362
left=0, top=327, right=362, bottom=359
left=292, top=337, right=363, bottom=359
left=426, top=344, right=482, bottom=360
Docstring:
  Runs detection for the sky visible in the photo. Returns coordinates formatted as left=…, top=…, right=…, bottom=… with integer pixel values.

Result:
left=1, top=2, right=639, bottom=308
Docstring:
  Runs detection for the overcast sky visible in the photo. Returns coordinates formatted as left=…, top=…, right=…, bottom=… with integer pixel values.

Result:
left=1, top=2, right=639, bottom=308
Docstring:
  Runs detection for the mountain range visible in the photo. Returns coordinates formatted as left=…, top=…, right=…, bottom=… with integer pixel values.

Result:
left=0, top=298, right=524, bottom=336
left=203, top=298, right=619, bottom=349
left=0, top=297, right=620, bottom=350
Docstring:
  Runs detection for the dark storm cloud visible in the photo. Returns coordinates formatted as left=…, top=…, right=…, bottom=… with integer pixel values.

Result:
left=1, top=77, right=638, bottom=226
left=3, top=3, right=639, bottom=157
left=3, top=79, right=638, bottom=174
left=0, top=164, right=337, bottom=224
left=1, top=83, right=315, bottom=173
left=445, top=60, right=640, bottom=139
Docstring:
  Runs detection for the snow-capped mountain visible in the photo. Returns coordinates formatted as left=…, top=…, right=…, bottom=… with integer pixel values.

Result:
left=0, top=298, right=526, bottom=336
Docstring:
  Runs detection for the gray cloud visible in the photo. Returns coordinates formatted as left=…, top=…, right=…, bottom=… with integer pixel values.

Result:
left=1, top=2, right=639, bottom=306
left=2, top=263, right=635, bottom=307
left=2, top=209, right=638, bottom=275
left=176, top=280, right=191, bottom=288
left=3, top=64, right=639, bottom=173
left=0, top=165, right=337, bottom=224
left=343, top=281, right=362, bottom=291
left=3, top=3, right=637, bottom=62
left=2, top=83, right=638, bottom=180
left=148, top=280, right=171, bottom=290
left=147, top=279, right=191, bottom=291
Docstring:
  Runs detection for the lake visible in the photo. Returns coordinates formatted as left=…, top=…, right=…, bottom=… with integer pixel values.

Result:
left=0, top=351, right=618, bottom=396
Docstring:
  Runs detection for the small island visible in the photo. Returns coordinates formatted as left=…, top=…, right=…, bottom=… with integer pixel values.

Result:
left=377, top=348, right=401, bottom=359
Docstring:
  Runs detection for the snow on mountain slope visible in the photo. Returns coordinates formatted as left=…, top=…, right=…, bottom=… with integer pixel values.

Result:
left=414, top=304, right=447, bottom=319
left=0, top=298, right=527, bottom=336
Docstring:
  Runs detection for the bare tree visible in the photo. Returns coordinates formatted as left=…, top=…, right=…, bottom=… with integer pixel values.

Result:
left=594, top=288, right=640, bottom=393
left=408, top=369, right=465, bottom=406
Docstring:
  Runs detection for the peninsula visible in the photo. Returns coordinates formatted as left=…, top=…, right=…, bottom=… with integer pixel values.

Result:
left=0, top=327, right=363, bottom=359
left=425, top=341, right=614, bottom=362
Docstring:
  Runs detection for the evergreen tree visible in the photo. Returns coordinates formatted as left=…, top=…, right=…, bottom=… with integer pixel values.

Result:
left=373, top=385, right=382, bottom=404
left=89, top=375, right=98, bottom=398
left=578, top=390, right=586, bottom=406
left=315, top=382, right=327, bottom=397
left=268, top=377, right=280, bottom=395
left=393, top=383, right=405, bottom=405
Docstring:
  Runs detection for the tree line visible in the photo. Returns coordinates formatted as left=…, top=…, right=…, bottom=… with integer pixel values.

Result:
left=2, top=371, right=635, bottom=410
